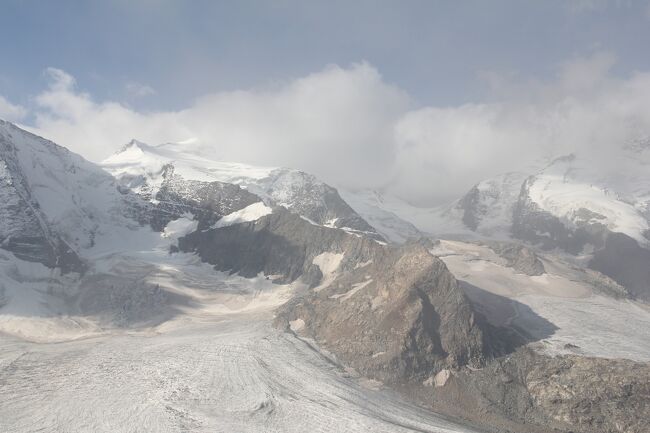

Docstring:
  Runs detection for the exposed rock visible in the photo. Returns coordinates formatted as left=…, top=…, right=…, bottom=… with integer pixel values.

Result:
left=179, top=208, right=377, bottom=283
left=487, top=241, right=546, bottom=276
left=275, top=246, right=511, bottom=384
left=404, top=348, right=650, bottom=433
left=512, top=178, right=650, bottom=300
left=256, top=168, right=382, bottom=239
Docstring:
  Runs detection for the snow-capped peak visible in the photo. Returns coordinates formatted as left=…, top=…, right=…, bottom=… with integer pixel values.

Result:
left=103, top=139, right=383, bottom=239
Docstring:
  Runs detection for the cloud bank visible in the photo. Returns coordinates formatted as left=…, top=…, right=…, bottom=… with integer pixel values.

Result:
left=5, top=54, right=650, bottom=205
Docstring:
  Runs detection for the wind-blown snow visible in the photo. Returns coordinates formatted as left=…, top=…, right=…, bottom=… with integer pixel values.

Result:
left=213, top=202, right=272, bottom=228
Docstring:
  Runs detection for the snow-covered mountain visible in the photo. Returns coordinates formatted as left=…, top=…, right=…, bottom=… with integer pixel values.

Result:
left=514, top=153, right=650, bottom=247
left=0, top=120, right=147, bottom=272
left=103, top=140, right=383, bottom=241
left=355, top=147, right=650, bottom=300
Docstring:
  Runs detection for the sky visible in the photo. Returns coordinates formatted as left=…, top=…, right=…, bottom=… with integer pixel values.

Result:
left=2, top=0, right=650, bottom=205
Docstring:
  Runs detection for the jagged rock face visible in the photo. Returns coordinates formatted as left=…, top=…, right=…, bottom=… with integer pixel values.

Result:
left=457, top=185, right=482, bottom=231
left=276, top=244, right=501, bottom=383
left=512, top=178, right=650, bottom=299
left=437, top=349, right=650, bottom=433
left=526, top=354, right=650, bottom=433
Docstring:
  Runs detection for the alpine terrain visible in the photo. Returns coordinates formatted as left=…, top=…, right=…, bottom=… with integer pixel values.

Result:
left=1, top=119, right=649, bottom=433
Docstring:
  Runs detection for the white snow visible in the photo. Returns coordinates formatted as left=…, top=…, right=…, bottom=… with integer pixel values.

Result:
left=103, top=140, right=276, bottom=185
left=340, top=189, right=426, bottom=242
left=289, top=318, right=305, bottom=332
left=212, top=202, right=272, bottom=228
left=162, top=217, right=198, bottom=240
left=529, top=175, right=649, bottom=244
left=311, top=252, right=344, bottom=291
left=0, top=311, right=478, bottom=433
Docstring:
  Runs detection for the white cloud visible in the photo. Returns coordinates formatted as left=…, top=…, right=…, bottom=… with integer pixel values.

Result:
left=125, top=81, right=156, bottom=97
left=18, top=54, right=650, bottom=206
left=28, top=62, right=409, bottom=191
left=44, top=67, right=76, bottom=92
left=0, top=95, right=26, bottom=121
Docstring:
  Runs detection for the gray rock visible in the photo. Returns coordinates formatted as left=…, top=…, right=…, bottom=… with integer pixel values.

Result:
left=427, top=348, right=650, bottom=433
left=487, top=241, right=546, bottom=276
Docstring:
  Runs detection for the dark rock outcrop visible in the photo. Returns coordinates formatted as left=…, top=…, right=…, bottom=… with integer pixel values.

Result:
left=149, top=164, right=261, bottom=230
left=180, top=208, right=376, bottom=283
left=416, top=348, right=650, bottom=433
left=487, top=241, right=546, bottom=276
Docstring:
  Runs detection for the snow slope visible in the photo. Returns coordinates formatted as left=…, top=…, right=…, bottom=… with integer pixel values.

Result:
left=212, top=202, right=273, bottom=228
left=0, top=314, right=479, bottom=433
